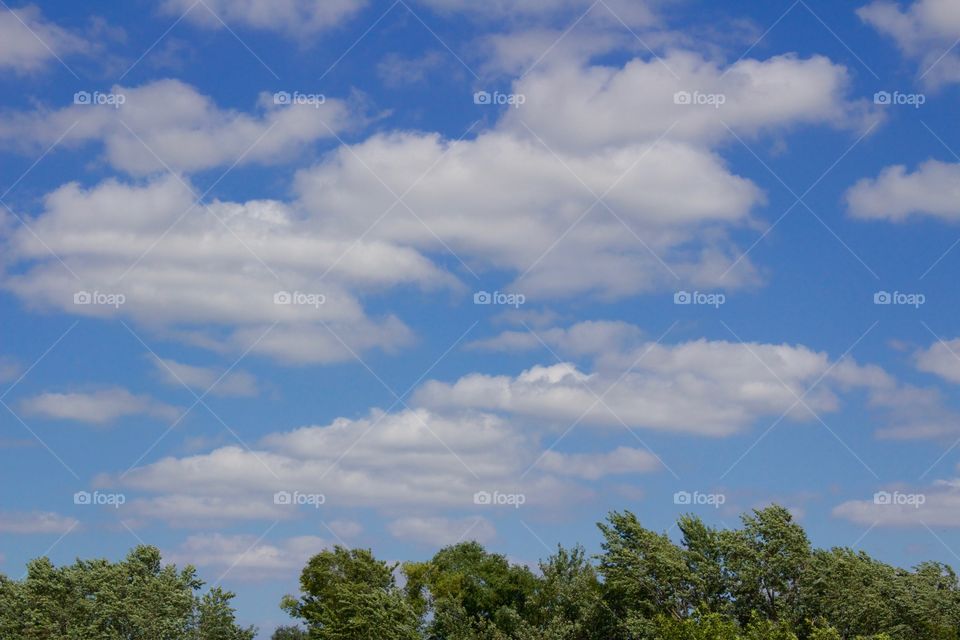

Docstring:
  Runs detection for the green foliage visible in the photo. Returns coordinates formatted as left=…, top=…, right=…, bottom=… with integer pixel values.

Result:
left=404, top=541, right=539, bottom=640
left=0, top=545, right=253, bottom=639
left=3, top=506, right=960, bottom=640
left=283, top=545, right=420, bottom=640
left=271, top=625, right=308, bottom=639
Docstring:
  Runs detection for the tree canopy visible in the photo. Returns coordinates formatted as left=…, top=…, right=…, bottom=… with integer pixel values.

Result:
left=3, top=505, right=958, bottom=640
left=0, top=545, right=255, bottom=639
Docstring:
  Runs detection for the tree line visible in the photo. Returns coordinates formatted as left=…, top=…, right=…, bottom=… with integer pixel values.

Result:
left=1, top=505, right=956, bottom=639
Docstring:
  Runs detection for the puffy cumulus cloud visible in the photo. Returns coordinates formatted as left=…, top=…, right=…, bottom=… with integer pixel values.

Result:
left=19, top=387, right=180, bottom=425
left=415, top=339, right=887, bottom=437
left=859, top=0, right=960, bottom=86
left=150, top=357, right=258, bottom=397
left=537, top=447, right=661, bottom=479
left=501, top=52, right=876, bottom=153
left=0, top=510, right=78, bottom=534
left=846, top=160, right=960, bottom=222
left=458, top=328, right=960, bottom=440
left=160, top=0, right=366, bottom=36
left=2, top=174, right=453, bottom=364
left=0, top=5, right=89, bottom=73
left=293, top=49, right=875, bottom=299
left=0, top=79, right=356, bottom=175
left=166, top=533, right=329, bottom=580
left=916, top=338, right=960, bottom=383
left=100, top=407, right=607, bottom=525
left=295, top=131, right=764, bottom=298
left=388, top=516, right=496, bottom=547
left=833, top=478, right=960, bottom=527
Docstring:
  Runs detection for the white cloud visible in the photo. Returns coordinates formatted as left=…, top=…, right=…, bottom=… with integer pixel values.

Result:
left=166, top=533, right=328, bottom=580
left=127, top=495, right=290, bottom=526
left=415, top=340, right=884, bottom=437
left=0, top=5, right=89, bottom=73
left=0, top=79, right=356, bottom=175
left=916, top=338, right=960, bottom=383
left=102, top=407, right=594, bottom=523
left=151, top=357, right=258, bottom=397
left=859, top=0, right=960, bottom=86
left=0, top=510, right=78, bottom=534
left=502, top=51, right=875, bottom=153
left=20, top=387, right=179, bottom=425
left=2, top=174, right=451, bottom=364
left=292, top=50, right=873, bottom=299
left=295, top=130, right=765, bottom=298
left=537, top=447, right=661, bottom=479
left=466, top=320, right=644, bottom=355
left=161, top=0, right=366, bottom=36
left=416, top=0, right=657, bottom=27
left=388, top=516, right=496, bottom=546
left=868, top=384, right=960, bottom=440
left=834, top=479, right=960, bottom=527
left=846, top=160, right=960, bottom=222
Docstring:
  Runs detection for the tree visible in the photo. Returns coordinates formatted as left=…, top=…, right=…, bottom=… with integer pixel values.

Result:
left=196, top=587, right=257, bottom=640
left=283, top=545, right=420, bottom=640
left=722, top=506, right=809, bottom=626
left=271, top=625, right=309, bottom=640
left=0, top=545, right=253, bottom=639
left=597, top=510, right=697, bottom=630
left=525, top=544, right=620, bottom=640
left=404, top=541, right=539, bottom=639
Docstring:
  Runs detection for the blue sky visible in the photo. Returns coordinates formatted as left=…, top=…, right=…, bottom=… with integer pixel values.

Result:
left=2, top=0, right=960, bottom=634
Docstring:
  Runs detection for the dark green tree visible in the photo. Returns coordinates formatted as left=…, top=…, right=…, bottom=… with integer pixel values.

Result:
left=282, top=545, right=420, bottom=640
